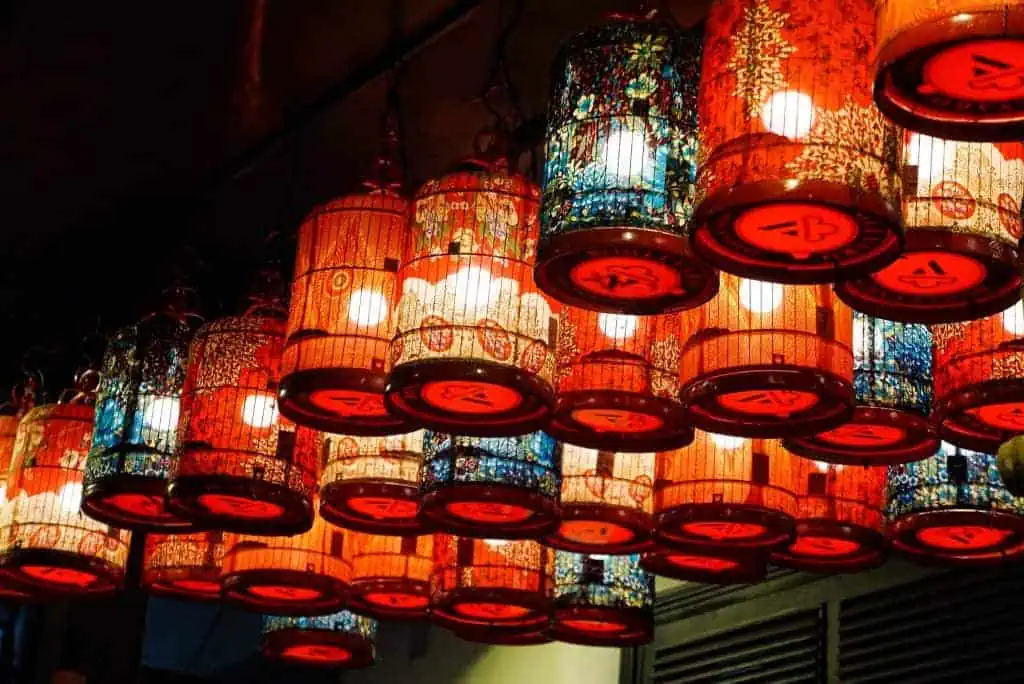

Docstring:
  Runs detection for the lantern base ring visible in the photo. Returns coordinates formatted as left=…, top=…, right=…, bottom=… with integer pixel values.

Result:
left=82, top=473, right=196, bottom=532
left=349, top=577, right=430, bottom=620
left=551, top=605, right=652, bottom=647
left=450, top=624, right=551, bottom=646
left=544, top=504, right=653, bottom=555
left=420, top=484, right=559, bottom=539
left=1, top=548, right=122, bottom=595
left=0, top=570, right=39, bottom=603
left=145, top=567, right=223, bottom=602
left=167, top=473, right=314, bottom=536
left=770, top=519, right=886, bottom=574
left=640, top=546, right=767, bottom=585
left=655, top=503, right=795, bottom=550
left=279, top=368, right=414, bottom=437
left=319, top=480, right=422, bottom=535
left=222, top=569, right=347, bottom=617
left=547, top=391, right=694, bottom=452
left=431, top=587, right=550, bottom=630
left=890, top=509, right=1024, bottom=566
left=263, top=628, right=376, bottom=669
left=783, top=406, right=938, bottom=466
left=934, top=378, right=1024, bottom=453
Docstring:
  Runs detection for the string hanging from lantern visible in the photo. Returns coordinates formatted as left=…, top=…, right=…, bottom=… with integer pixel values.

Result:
left=262, top=610, right=377, bottom=669
left=142, top=531, right=227, bottom=602
left=641, top=542, right=768, bottom=585
left=347, top=530, right=432, bottom=620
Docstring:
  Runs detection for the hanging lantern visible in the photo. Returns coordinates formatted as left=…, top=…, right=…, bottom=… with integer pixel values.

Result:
left=420, top=431, right=560, bottom=538
left=262, top=611, right=377, bottom=669
left=82, top=313, right=195, bottom=531
left=550, top=552, right=653, bottom=647
left=784, top=314, right=937, bottom=465
left=0, top=403, right=129, bottom=595
left=548, top=307, right=692, bottom=452
left=319, top=430, right=424, bottom=535
left=0, top=410, right=35, bottom=602
left=347, top=531, right=432, bottom=619
left=933, top=303, right=1024, bottom=453
left=771, top=459, right=887, bottom=573
left=691, top=0, right=902, bottom=282
left=680, top=276, right=855, bottom=438
left=142, top=531, right=226, bottom=601
left=837, top=136, right=1024, bottom=323
left=535, top=15, right=717, bottom=315
left=874, top=1, right=1024, bottom=141
left=280, top=191, right=413, bottom=436
left=429, top=536, right=553, bottom=634
left=886, top=442, right=1024, bottom=564
left=168, top=314, right=320, bottom=535
left=221, top=514, right=351, bottom=615
left=641, top=544, right=768, bottom=584
left=654, top=433, right=799, bottom=549
left=545, top=445, right=654, bottom=554
left=386, top=160, right=557, bottom=437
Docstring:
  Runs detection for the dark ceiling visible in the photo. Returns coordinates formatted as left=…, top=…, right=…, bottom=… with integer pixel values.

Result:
left=0, top=0, right=710, bottom=393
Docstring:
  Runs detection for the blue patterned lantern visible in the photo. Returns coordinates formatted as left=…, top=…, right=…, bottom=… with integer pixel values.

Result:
left=262, top=610, right=377, bottom=669
left=420, top=431, right=561, bottom=539
left=535, top=14, right=717, bottom=315
left=786, top=314, right=937, bottom=465
left=550, top=552, right=653, bottom=647
left=886, top=442, right=1024, bottom=565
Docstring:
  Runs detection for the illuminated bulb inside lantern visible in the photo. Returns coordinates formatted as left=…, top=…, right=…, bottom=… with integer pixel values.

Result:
left=242, top=394, right=279, bottom=428
left=814, top=461, right=843, bottom=473
left=598, top=313, right=638, bottom=340
left=906, top=134, right=949, bottom=185
left=761, top=91, right=815, bottom=139
left=1002, top=302, right=1024, bottom=337
left=604, top=118, right=655, bottom=184
left=484, top=539, right=510, bottom=550
left=348, top=289, right=388, bottom=327
left=142, top=396, right=180, bottom=433
left=952, top=13, right=972, bottom=23
left=452, top=266, right=494, bottom=311
left=59, top=482, right=83, bottom=514
left=710, top=433, right=746, bottom=451
left=738, top=279, right=784, bottom=313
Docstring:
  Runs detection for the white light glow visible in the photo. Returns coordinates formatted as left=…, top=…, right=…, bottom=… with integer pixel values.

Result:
left=348, top=289, right=389, bottom=327
left=1003, top=302, right=1024, bottom=336
left=738, top=279, right=784, bottom=313
left=710, top=433, right=746, bottom=451
left=452, top=266, right=494, bottom=311
left=761, top=90, right=815, bottom=139
left=598, top=313, right=638, bottom=340
left=952, top=13, right=972, bottom=23
left=0, top=484, right=7, bottom=507
left=242, top=394, right=279, bottom=429
left=604, top=119, right=655, bottom=184
left=59, top=482, right=83, bottom=514
left=484, top=539, right=510, bottom=550
left=142, top=396, right=180, bottom=433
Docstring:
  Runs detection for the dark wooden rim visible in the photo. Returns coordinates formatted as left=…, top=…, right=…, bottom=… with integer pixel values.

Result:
left=655, top=503, right=796, bottom=550
left=348, top=577, right=430, bottom=620
left=222, top=569, right=348, bottom=616
left=1, top=548, right=123, bottom=596
left=81, top=475, right=197, bottom=533
left=419, top=484, right=560, bottom=539
left=547, top=389, right=694, bottom=452
left=543, top=503, right=655, bottom=555
left=262, top=628, right=376, bottom=670
left=430, top=586, right=551, bottom=630
left=639, top=545, right=768, bottom=584
left=783, top=405, right=939, bottom=466
left=166, top=474, right=313, bottom=536
left=935, top=378, right=1024, bottom=453
left=550, top=605, right=652, bottom=647
left=278, top=368, right=415, bottom=436
left=319, top=480, right=424, bottom=535
left=770, top=519, right=888, bottom=574
left=890, top=508, right=1024, bottom=565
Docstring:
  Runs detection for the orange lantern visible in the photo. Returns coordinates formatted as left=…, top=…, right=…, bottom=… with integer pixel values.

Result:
left=874, top=1, right=1024, bottom=141
left=347, top=531, right=432, bottom=619
left=690, top=0, right=903, bottom=283
left=429, top=536, right=553, bottom=635
left=837, top=136, right=1023, bottom=323
left=654, top=433, right=800, bottom=549
left=0, top=410, right=34, bottom=602
left=545, top=445, right=654, bottom=554
left=549, top=307, right=692, bottom=452
left=319, top=430, right=424, bottom=535
left=220, top=513, right=351, bottom=616
left=168, top=314, right=321, bottom=535
left=933, top=303, right=1024, bottom=452
left=641, top=544, right=768, bottom=584
left=262, top=611, right=377, bottom=669
left=770, top=459, right=887, bottom=573
left=386, top=159, right=557, bottom=436
left=680, top=275, right=855, bottom=438
left=0, top=403, right=129, bottom=595
left=280, top=190, right=413, bottom=436
left=142, top=531, right=226, bottom=601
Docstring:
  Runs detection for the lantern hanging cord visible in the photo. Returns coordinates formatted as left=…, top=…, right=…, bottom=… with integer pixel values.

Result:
left=370, top=0, right=409, bottom=191
left=480, top=0, right=526, bottom=133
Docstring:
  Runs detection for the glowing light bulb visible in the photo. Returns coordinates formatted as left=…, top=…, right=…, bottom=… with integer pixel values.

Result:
left=1003, top=302, right=1024, bottom=336
left=0, top=484, right=7, bottom=506
left=242, top=394, right=279, bottom=428
left=348, top=289, right=388, bottom=327
left=598, top=313, right=638, bottom=340
left=452, top=266, right=494, bottom=311
left=59, top=482, right=83, bottom=514
left=814, top=461, right=843, bottom=473
left=142, top=396, right=180, bottom=433
left=710, top=433, right=745, bottom=450
left=738, top=279, right=784, bottom=313
left=604, top=118, right=655, bottom=184
left=761, top=90, right=815, bottom=139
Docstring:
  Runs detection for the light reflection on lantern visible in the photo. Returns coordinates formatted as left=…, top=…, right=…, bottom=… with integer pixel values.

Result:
left=347, top=531, right=432, bottom=619
left=641, top=543, right=768, bottom=584
left=262, top=611, right=377, bottom=669
left=690, top=0, right=903, bottom=283
left=536, top=16, right=717, bottom=314
left=874, top=1, right=1024, bottom=141
left=280, top=191, right=413, bottom=436
left=386, top=161, right=558, bottom=437
left=680, top=275, right=855, bottom=438
left=142, top=531, right=226, bottom=601
left=168, top=315, right=320, bottom=535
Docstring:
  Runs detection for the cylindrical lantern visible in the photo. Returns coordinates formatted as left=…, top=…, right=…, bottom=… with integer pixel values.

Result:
left=886, top=442, right=1024, bottom=564
left=262, top=611, right=377, bottom=669
left=933, top=303, right=1024, bottom=453
left=221, top=514, right=351, bottom=616
left=680, top=276, right=855, bottom=438
left=429, top=536, right=553, bottom=633
left=420, top=431, right=561, bottom=539
left=0, top=403, right=129, bottom=594
left=168, top=314, right=320, bottom=536
left=546, top=445, right=654, bottom=554
left=82, top=314, right=195, bottom=531
left=536, top=15, right=717, bottom=315
left=654, top=433, right=800, bottom=549
left=874, top=1, right=1024, bottom=141
left=0, top=411, right=35, bottom=602
left=549, top=308, right=692, bottom=452
left=347, top=531, right=432, bottom=619
left=550, top=552, right=653, bottom=647
left=280, top=191, right=413, bottom=436
left=837, top=136, right=1024, bottom=322
left=784, top=314, right=937, bottom=465
left=641, top=544, right=768, bottom=584
left=771, top=460, right=887, bottom=573
left=318, top=430, right=424, bottom=535
left=690, top=0, right=903, bottom=283
left=387, top=160, right=557, bottom=437
left=142, top=531, right=226, bottom=601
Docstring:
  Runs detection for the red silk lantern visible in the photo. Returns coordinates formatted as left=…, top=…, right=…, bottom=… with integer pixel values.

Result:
left=546, top=445, right=654, bottom=554
left=0, top=412, right=35, bottom=601
left=387, top=161, right=558, bottom=436
left=549, top=307, right=692, bottom=452
left=874, top=1, right=1024, bottom=141
left=654, top=433, right=800, bottom=549
left=348, top=531, right=432, bottom=619
left=262, top=611, right=377, bottom=669
left=641, top=543, right=768, bottom=584
left=142, top=531, right=226, bottom=601
left=280, top=191, right=413, bottom=435
left=691, top=0, right=903, bottom=283
left=680, top=275, right=855, bottom=438
left=168, top=315, right=320, bottom=535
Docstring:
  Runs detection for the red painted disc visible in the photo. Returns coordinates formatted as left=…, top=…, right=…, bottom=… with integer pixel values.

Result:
left=733, top=203, right=858, bottom=259
left=420, top=380, right=523, bottom=415
left=816, top=423, right=906, bottom=448
left=921, top=39, right=1024, bottom=103
left=454, top=602, right=530, bottom=620
left=445, top=501, right=534, bottom=524
left=561, top=619, right=627, bottom=634
left=570, top=408, right=663, bottom=433
left=969, top=403, right=1024, bottom=432
left=104, top=493, right=168, bottom=519
left=22, top=565, right=96, bottom=588
left=570, top=256, right=682, bottom=300
left=281, top=644, right=352, bottom=665
left=789, top=536, right=861, bottom=558
left=916, top=525, right=1011, bottom=551
left=170, top=579, right=220, bottom=595
left=198, top=494, right=285, bottom=520
left=309, top=389, right=389, bottom=418
left=248, top=585, right=323, bottom=602
left=347, top=496, right=418, bottom=520
left=682, top=521, right=767, bottom=541
left=871, top=251, right=986, bottom=297
left=558, top=520, right=636, bottom=546
left=363, top=592, right=429, bottom=610
left=665, top=554, right=739, bottom=572
left=717, top=390, right=820, bottom=417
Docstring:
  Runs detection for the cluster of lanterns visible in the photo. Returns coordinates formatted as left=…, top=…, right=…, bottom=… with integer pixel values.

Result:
left=1, top=0, right=1024, bottom=670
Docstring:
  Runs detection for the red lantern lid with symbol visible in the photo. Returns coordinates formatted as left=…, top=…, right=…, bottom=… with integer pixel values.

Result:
left=347, top=531, right=432, bottom=620
left=641, top=543, right=768, bottom=585
left=142, top=531, right=227, bottom=601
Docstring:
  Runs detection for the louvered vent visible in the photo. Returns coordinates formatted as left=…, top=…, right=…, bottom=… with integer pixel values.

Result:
left=839, top=569, right=1024, bottom=684
left=650, top=608, right=824, bottom=684
left=655, top=568, right=798, bottom=625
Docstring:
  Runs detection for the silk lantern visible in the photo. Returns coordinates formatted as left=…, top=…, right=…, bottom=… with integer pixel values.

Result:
left=536, top=14, right=717, bottom=315
left=690, top=0, right=903, bottom=282
left=0, top=411, right=35, bottom=602
left=142, top=531, right=226, bottom=601
left=347, top=531, right=432, bottom=619
left=262, top=611, right=377, bottom=669
left=641, top=544, right=768, bottom=584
